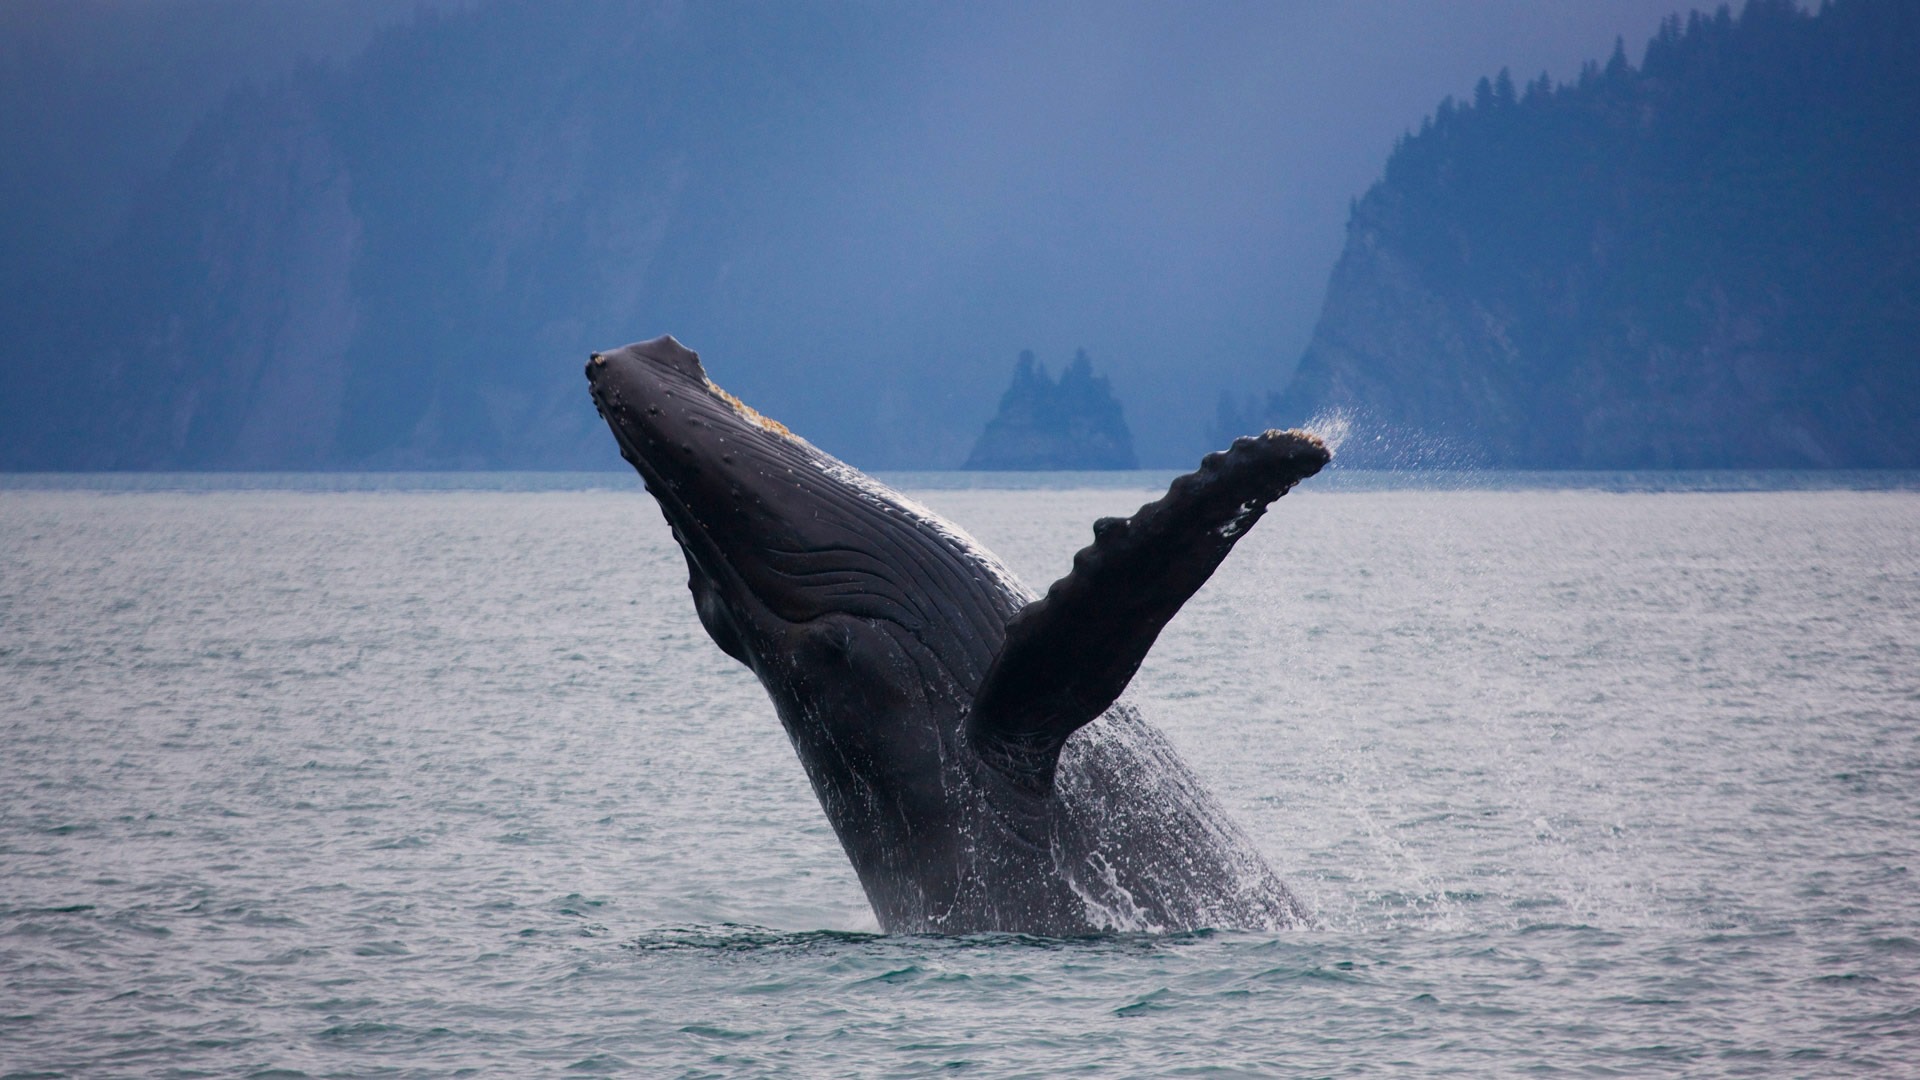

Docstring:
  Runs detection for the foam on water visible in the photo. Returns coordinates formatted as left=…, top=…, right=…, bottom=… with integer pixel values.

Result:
left=2, top=480, right=1917, bottom=1076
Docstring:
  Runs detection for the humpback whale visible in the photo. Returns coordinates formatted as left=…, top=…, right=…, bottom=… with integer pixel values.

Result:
left=586, top=336, right=1329, bottom=934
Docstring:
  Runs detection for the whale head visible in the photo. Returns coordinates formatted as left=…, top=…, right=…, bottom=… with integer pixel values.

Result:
left=586, top=334, right=1021, bottom=663
left=585, top=339, right=1020, bottom=817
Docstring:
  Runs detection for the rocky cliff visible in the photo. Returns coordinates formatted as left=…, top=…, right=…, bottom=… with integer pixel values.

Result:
left=1234, top=0, right=1919, bottom=468
left=966, top=350, right=1137, bottom=470
left=0, top=2, right=909, bottom=469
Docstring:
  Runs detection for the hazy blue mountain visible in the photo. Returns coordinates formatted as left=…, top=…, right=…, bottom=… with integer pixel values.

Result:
left=965, top=349, right=1137, bottom=470
left=9, top=1, right=1717, bottom=472
left=0, top=0, right=420, bottom=296
left=16, top=1, right=1901, bottom=472
left=1228, top=0, right=1920, bottom=467
left=0, top=2, right=934, bottom=469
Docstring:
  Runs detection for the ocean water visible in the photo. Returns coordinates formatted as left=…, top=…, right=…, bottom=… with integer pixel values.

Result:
left=2, top=475, right=1917, bottom=1077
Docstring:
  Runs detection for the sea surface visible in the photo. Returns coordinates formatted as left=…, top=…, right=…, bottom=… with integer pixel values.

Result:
left=2, top=473, right=1917, bottom=1077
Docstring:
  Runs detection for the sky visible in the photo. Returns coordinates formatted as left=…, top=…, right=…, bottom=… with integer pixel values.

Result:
left=657, top=0, right=1692, bottom=461
left=5, top=0, right=1695, bottom=465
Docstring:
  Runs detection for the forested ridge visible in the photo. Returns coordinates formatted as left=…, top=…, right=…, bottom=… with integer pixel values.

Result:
left=1233, top=0, right=1919, bottom=467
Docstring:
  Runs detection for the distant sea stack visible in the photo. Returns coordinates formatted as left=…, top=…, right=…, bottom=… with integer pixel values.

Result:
left=1242, top=0, right=1920, bottom=468
left=966, top=350, right=1138, bottom=469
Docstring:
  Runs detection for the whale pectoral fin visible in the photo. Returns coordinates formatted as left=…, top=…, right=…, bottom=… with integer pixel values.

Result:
left=967, top=429, right=1330, bottom=786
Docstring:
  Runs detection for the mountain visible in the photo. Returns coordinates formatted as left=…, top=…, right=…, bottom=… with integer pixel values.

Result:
left=0, top=2, right=929, bottom=470
left=1232, top=0, right=1920, bottom=468
left=5, top=0, right=1487, bottom=474
left=0, top=0, right=420, bottom=297
left=965, top=349, right=1137, bottom=470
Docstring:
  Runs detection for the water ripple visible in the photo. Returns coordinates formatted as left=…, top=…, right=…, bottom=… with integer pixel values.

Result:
left=1, top=487, right=1916, bottom=1076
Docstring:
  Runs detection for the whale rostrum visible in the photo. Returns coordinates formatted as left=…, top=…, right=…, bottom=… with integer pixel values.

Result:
left=587, top=335, right=1329, bottom=934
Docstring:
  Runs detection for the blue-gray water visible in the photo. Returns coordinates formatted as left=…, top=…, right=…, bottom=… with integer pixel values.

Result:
left=3, top=476, right=1917, bottom=1077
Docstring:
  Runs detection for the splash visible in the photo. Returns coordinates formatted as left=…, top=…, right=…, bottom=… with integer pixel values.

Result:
left=1287, top=407, right=1490, bottom=475
left=1298, top=408, right=1353, bottom=457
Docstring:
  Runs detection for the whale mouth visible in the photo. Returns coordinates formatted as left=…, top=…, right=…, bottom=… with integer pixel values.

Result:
left=585, top=337, right=1026, bottom=671
left=584, top=337, right=934, bottom=634
left=584, top=337, right=797, bottom=630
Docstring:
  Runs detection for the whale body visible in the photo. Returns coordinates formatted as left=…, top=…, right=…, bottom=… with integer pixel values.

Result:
left=586, top=336, right=1328, bottom=934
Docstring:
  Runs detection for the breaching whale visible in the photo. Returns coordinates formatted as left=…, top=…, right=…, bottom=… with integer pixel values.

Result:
left=586, top=336, right=1329, bottom=934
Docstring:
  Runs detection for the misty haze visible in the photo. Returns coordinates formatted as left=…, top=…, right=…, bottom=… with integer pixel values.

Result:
left=2, top=2, right=1917, bottom=1077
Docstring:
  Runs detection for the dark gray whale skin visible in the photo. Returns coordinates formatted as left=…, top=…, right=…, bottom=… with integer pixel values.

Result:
left=586, top=336, right=1329, bottom=934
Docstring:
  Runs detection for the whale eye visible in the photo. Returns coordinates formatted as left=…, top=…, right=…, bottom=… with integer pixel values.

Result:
left=790, top=626, right=849, bottom=669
